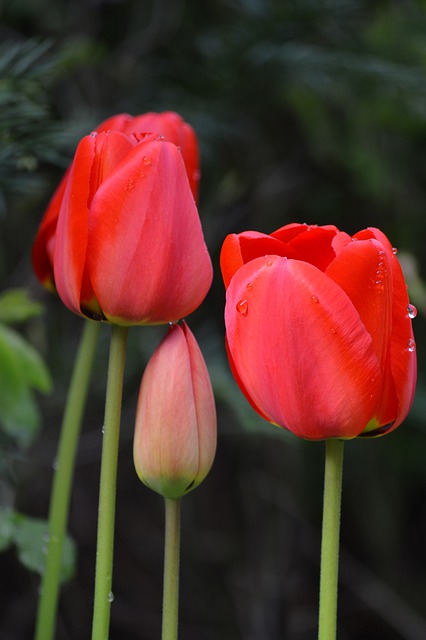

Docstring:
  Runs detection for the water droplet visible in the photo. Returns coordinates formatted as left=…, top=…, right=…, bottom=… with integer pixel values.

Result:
left=101, top=425, right=105, bottom=434
left=139, top=171, right=145, bottom=178
left=407, top=304, right=417, bottom=319
left=392, top=247, right=398, bottom=255
left=52, top=458, right=59, bottom=471
left=375, top=280, right=383, bottom=286
left=407, top=339, right=416, bottom=352
left=236, top=299, right=248, bottom=315
left=266, top=259, right=273, bottom=267
left=311, top=295, right=319, bottom=303
left=90, top=131, right=97, bottom=138
left=143, top=156, right=151, bottom=166
left=331, top=327, right=337, bottom=334
left=246, top=282, right=253, bottom=290
left=108, top=591, right=114, bottom=603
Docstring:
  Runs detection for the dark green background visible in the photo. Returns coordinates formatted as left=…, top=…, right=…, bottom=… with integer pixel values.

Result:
left=1, top=1, right=426, bottom=638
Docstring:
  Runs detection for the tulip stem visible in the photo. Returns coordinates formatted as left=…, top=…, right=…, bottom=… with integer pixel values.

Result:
left=34, top=320, right=100, bottom=640
left=162, top=497, right=181, bottom=640
left=318, top=438, right=345, bottom=640
left=91, top=324, right=128, bottom=640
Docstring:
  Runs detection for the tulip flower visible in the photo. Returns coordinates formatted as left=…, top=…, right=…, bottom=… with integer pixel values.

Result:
left=221, top=223, right=417, bottom=440
left=133, top=321, right=217, bottom=499
left=45, top=129, right=211, bottom=325
left=32, top=111, right=200, bottom=292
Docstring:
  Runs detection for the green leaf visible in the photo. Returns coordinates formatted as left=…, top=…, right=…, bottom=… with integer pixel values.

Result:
left=1, top=390, right=42, bottom=448
left=0, top=324, right=51, bottom=395
left=13, top=514, right=77, bottom=583
left=0, top=323, right=52, bottom=447
left=0, top=289, right=44, bottom=324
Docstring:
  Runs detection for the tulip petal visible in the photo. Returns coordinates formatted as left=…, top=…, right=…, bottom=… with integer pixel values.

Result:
left=181, top=322, right=217, bottom=479
left=354, top=228, right=417, bottom=429
left=327, top=233, right=416, bottom=432
left=274, top=225, right=339, bottom=271
left=53, top=136, right=96, bottom=316
left=87, top=139, right=212, bottom=324
left=225, top=256, right=381, bottom=439
left=32, top=167, right=70, bottom=290
left=220, top=231, right=302, bottom=288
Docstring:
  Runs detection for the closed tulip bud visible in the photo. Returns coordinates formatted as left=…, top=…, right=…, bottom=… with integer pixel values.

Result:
left=133, top=322, right=217, bottom=499
left=38, top=128, right=211, bottom=325
left=32, top=111, right=201, bottom=293
left=221, top=223, right=417, bottom=440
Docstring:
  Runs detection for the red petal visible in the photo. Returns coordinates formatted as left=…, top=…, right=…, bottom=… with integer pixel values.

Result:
left=225, top=256, right=381, bottom=439
left=32, top=167, right=70, bottom=290
left=53, top=136, right=96, bottom=316
left=220, top=231, right=301, bottom=288
left=325, top=237, right=398, bottom=428
left=87, top=139, right=212, bottom=324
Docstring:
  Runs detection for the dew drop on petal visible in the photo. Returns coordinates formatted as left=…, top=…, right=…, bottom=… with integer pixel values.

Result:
left=266, top=259, right=273, bottom=267
left=236, top=299, right=248, bottom=315
left=407, top=304, right=417, bottom=319
left=143, top=156, right=151, bottom=166
left=246, top=282, right=253, bottom=290
left=407, top=339, right=416, bottom=352
left=392, top=247, right=398, bottom=255
left=311, top=295, right=319, bottom=303
left=108, top=591, right=115, bottom=603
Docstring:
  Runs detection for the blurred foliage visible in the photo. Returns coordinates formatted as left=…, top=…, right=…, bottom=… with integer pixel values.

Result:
left=1, top=0, right=426, bottom=639
left=0, top=507, right=76, bottom=582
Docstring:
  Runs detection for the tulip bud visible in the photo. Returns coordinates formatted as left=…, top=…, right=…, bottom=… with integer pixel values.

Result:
left=32, top=111, right=201, bottom=295
left=133, top=322, right=217, bottom=499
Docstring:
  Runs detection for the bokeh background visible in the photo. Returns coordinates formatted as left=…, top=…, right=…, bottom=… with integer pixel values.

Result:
left=1, top=1, right=426, bottom=638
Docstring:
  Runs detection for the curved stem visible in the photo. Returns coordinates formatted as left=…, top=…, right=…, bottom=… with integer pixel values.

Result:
left=318, top=438, right=345, bottom=640
left=91, top=324, right=128, bottom=640
left=35, top=320, right=100, bottom=640
left=162, top=498, right=181, bottom=640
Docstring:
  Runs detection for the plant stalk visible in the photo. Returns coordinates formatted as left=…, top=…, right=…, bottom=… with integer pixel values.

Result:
left=318, top=438, right=345, bottom=640
left=91, top=324, right=128, bottom=640
left=162, top=497, right=181, bottom=640
left=35, top=320, right=100, bottom=640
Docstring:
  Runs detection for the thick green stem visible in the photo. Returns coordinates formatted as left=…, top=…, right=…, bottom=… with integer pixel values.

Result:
left=35, top=320, right=100, bottom=640
left=162, top=498, right=181, bottom=640
left=318, top=438, right=345, bottom=640
left=91, top=324, right=128, bottom=640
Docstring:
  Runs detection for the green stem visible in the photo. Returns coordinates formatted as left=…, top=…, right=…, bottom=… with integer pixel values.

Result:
left=318, top=438, right=345, bottom=640
left=91, top=324, right=128, bottom=640
left=35, top=320, right=100, bottom=640
left=162, top=498, right=181, bottom=640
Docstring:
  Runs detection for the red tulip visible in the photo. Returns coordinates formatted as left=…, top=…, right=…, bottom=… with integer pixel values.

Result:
left=32, top=111, right=200, bottom=292
left=50, top=129, right=211, bottom=324
left=133, top=321, right=217, bottom=498
left=221, top=223, right=417, bottom=440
